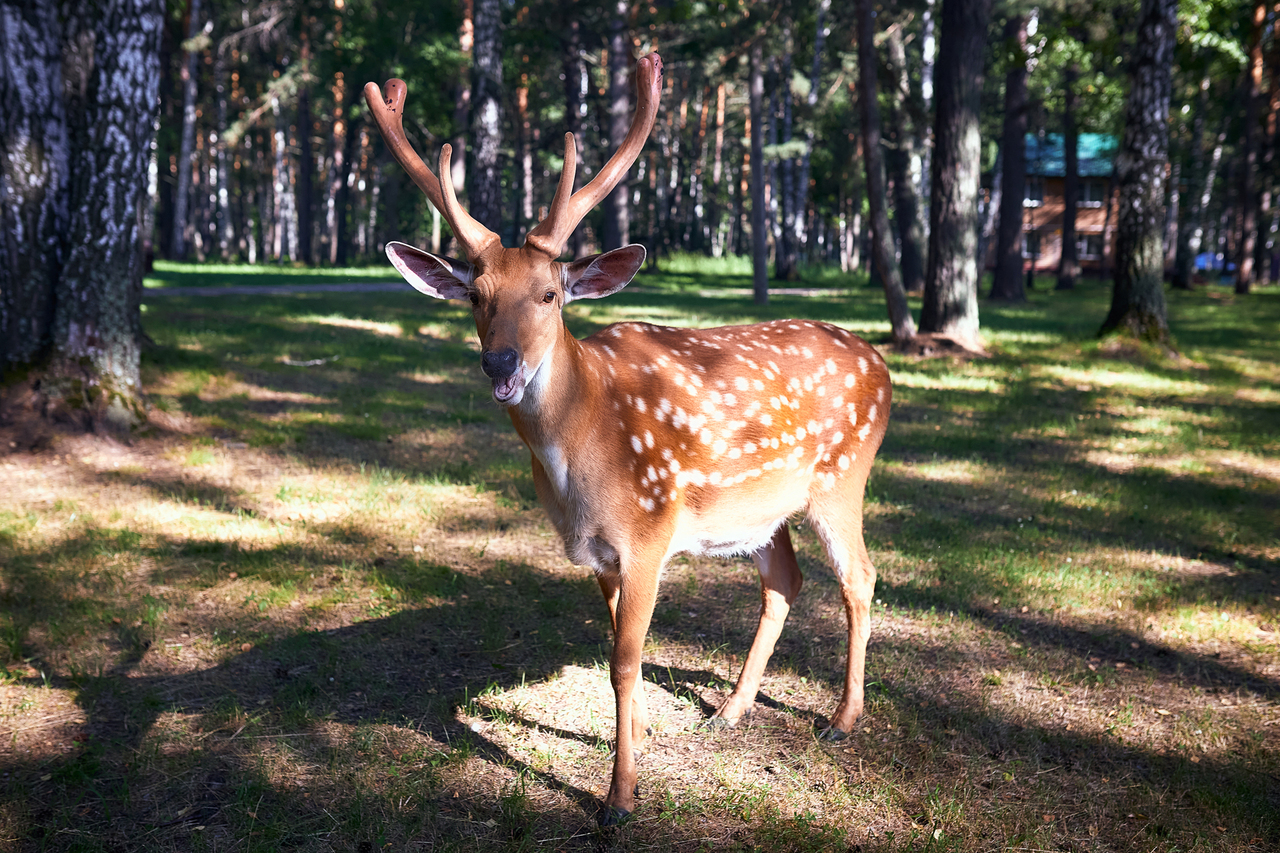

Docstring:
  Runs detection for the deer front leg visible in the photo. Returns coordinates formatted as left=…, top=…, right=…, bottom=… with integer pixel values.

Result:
left=599, top=552, right=662, bottom=825
left=596, top=570, right=651, bottom=756
left=712, top=525, right=803, bottom=726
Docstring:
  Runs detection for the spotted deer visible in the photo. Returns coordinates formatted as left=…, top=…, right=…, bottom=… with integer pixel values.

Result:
left=365, top=53, right=891, bottom=824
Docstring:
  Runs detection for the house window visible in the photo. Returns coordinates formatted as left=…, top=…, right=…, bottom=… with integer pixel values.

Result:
left=1024, top=177, right=1044, bottom=207
left=1078, top=180, right=1106, bottom=207
left=1022, top=231, right=1041, bottom=259
left=1076, top=233, right=1104, bottom=259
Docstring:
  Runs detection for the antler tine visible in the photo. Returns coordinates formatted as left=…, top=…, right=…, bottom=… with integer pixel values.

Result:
left=363, top=80, right=445, bottom=213
left=524, top=53, right=664, bottom=259
left=364, top=79, right=498, bottom=261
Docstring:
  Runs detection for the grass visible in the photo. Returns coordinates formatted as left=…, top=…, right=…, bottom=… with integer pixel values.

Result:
left=1, top=256, right=1277, bottom=851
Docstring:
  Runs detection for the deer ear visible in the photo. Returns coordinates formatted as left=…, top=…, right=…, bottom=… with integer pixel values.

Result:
left=562, top=245, right=646, bottom=303
left=386, top=241, right=474, bottom=300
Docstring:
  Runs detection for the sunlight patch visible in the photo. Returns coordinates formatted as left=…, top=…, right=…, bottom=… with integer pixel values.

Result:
left=297, top=315, right=403, bottom=337
left=892, top=372, right=1004, bottom=393
left=1041, top=366, right=1210, bottom=396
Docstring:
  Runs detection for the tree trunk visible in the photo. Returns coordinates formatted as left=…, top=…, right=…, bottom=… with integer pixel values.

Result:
left=169, top=0, right=201, bottom=260
left=601, top=0, right=631, bottom=250
left=921, top=0, right=991, bottom=346
left=1172, top=77, right=1210, bottom=290
left=7, top=0, right=164, bottom=433
left=857, top=0, right=915, bottom=343
left=0, top=0, right=68, bottom=370
left=213, top=42, right=234, bottom=260
left=297, top=81, right=314, bottom=264
left=1237, top=1, right=1265, bottom=294
left=884, top=22, right=925, bottom=296
left=469, top=0, right=502, bottom=234
left=977, top=147, right=1002, bottom=270
left=991, top=14, right=1027, bottom=302
left=749, top=42, right=768, bottom=305
left=452, top=0, right=473, bottom=196
left=1100, top=0, right=1176, bottom=345
left=326, top=73, right=346, bottom=265
left=792, top=0, right=830, bottom=274
left=562, top=19, right=587, bottom=257
left=1057, top=61, right=1081, bottom=290
left=775, top=29, right=798, bottom=281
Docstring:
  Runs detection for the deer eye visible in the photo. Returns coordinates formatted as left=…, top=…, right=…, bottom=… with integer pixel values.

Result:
left=542, top=291, right=556, bottom=304
left=468, top=293, right=480, bottom=306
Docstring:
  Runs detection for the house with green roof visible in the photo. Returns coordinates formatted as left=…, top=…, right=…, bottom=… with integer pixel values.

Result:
left=1016, top=133, right=1118, bottom=273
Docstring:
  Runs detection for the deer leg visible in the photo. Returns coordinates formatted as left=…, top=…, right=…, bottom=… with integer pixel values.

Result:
left=597, top=570, right=651, bottom=753
left=600, top=552, right=662, bottom=824
left=809, top=501, right=876, bottom=739
left=712, top=525, right=803, bottom=726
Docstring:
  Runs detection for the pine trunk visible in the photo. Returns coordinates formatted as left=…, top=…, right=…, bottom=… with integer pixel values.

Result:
left=749, top=42, right=768, bottom=305
left=0, top=1, right=68, bottom=370
left=1172, top=79, right=1209, bottom=290
left=1237, top=1, right=1265, bottom=294
left=1057, top=62, right=1081, bottom=290
left=856, top=0, right=915, bottom=343
left=44, top=0, right=162, bottom=431
left=921, top=0, right=991, bottom=346
left=884, top=22, right=925, bottom=296
left=1100, top=0, right=1176, bottom=345
left=991, top=14, right=1027, bottom=302
left=602, top=1, right=632, bottom=250
left=469, top=0, right=503, bottom=234
left=169, top=0, right=200, bottom=260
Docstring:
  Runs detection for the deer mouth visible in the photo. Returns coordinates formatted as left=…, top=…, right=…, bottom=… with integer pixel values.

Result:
left=491, top=366, right=525, bottom=406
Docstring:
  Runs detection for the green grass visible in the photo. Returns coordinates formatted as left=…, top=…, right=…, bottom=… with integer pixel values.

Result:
left=1, top=259, right=1277, bottom=851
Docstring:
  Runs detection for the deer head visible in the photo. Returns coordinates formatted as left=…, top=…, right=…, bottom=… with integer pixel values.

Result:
left=364, top=53, right=664, bottom=407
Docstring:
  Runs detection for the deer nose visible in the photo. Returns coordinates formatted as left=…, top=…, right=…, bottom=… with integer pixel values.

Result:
left=481, top=348, right=519, bottom=379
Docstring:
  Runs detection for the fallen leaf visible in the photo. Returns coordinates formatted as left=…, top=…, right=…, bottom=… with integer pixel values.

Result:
left=1155, top=709, right=1170, bottom=716
left=241, top=643, right=252, bottom=652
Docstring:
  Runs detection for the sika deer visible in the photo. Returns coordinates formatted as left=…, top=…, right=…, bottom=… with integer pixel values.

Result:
left=365, top=52, right=890, bottom=824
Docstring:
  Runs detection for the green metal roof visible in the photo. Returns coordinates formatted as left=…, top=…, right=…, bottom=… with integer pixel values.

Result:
left=1026, top=133, right=1117, bottom=178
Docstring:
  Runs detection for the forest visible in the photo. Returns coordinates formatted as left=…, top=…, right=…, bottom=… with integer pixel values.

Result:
left=143, top=0, right=1271, bottom=294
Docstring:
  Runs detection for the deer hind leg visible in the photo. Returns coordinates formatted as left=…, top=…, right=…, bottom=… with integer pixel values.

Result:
left=597, top=546, right=663, bottom=824
left=712, top=524, right=803, bottom=727
left=808, top=482, right=876, bottom=739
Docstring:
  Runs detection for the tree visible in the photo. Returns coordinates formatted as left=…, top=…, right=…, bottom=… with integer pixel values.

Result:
left=1057, top=58, right=1081, bottom=290
left=920, top=0, right=992, bottom=347
left=1100, top=0, right=1177, bottom=344
left=601, top=0, right=631, bottom=251
left=856, top=0, right=915, bottom=343
left=991, top=13, right=1028, bottom=302
left=884, top=21, right=925, bottom=296
left=469, top=0, right=503, bottom=233
left=1, top=0, right=164, bottom=433
left=750, top=40, right=769, bottom=305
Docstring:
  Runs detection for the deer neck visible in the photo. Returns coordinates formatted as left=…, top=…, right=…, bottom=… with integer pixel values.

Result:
left=506, top=324, right=599, bottom=481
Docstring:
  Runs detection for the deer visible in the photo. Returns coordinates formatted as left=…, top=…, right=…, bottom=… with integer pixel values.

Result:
left=364, top=52, right=891, bottom=825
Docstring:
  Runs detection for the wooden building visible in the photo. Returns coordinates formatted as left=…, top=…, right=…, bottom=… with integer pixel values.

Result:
left=1006, top=133, right=1118, bottom=274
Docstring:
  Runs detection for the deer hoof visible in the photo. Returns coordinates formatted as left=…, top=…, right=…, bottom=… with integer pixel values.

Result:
left=817, top=724, right=850, bottom=742
left=598, top=804, right=633, bottom=827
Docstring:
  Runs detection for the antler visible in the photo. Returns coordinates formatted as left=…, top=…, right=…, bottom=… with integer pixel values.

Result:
left=363, top=79, right=498, bottom=260
left=523, top=52, right=664, bottom=259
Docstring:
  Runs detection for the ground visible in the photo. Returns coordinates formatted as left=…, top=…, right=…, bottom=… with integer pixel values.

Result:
left=1, top=258, right=1276, bottom=851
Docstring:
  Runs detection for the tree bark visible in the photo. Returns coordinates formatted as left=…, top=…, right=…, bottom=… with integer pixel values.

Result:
left=857, top=0, right=915, bottom=343
left=1057, top=61, right=1081, bottom=290
left=991, top=14, right=1027, bottom=302
left=452, top=0, right=473, bottom=196
left=775, top=28, right=798, bottom=281
left=469, top=0, right=503, bottom=234
left=601, top=0, right=631, bottom=250
left=28, top=0, right=163, bottom=432
left=1172, top=77, right=1210, bottom=290
left=562, top=18, right=588, bottom=257
left=884, top=22, right=925, bottom=296
left=1236, top=1, right=1265, bottom=294
left=1100, top=0, right=1176, bottom=345
left=749, top=41, right=768, bottom=305
left=0, top=1, right=68, bottom=371
left=921, top=0, right=991, bottom=346
left=169, top=0, right=201, bottom=260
